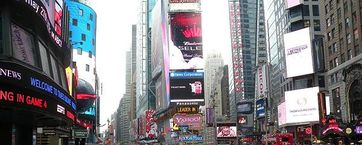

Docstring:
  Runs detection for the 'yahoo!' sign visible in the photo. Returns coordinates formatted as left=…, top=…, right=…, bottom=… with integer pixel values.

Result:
left=179, top=135, right=203, bottom=142
left=173, top=114, right=202, bottom=130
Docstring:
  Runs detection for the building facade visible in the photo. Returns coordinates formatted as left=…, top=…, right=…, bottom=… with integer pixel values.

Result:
left=0, top=0, right=76, bottom=144
left=320, top=0, right=362, bottom=123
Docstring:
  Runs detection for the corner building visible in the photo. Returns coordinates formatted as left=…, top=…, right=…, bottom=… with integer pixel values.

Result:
left=0, top=0, right=76, bottom=144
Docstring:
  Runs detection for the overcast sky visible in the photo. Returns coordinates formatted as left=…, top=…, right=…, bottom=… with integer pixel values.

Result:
left=91, top=0, right=231, bottom=132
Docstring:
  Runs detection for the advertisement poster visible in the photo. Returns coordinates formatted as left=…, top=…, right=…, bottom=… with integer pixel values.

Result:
left=169, top=12, right=203, bottom=70
left=170, top=72, right=204, bottom=104
left=285, top=87, right=320, bottom=125
left=256, top=98, right=266, bottom=118
left=217, top=126, right=237, bottom=137
left=284, top=27, right=314, bottom=78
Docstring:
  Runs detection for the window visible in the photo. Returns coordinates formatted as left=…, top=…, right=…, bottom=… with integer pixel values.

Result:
left=69, top=31, right=72, bottom=37
left=354, top=29, right=359, bottom=41
left=341, top=53, right=345, bottom=63
left=355, top=45, right=360, bottom=55
left=50, top=55, right=60, bottom=84
left=86, top=64, right=90, bottom=72
left=90, top=14, right=93, bottom=21
left=81, top=34, right=86, bottom=41
left=337, top=8, right=341, bottom=20
left=314, top=20, right=320, bottom=31
left=89, top=51, right=92, bottom=58
left=345, top=18, right=350, bottom=29
left=77, top=48, right=82, bottom=55
left=344, top=2, right=348, bottom=12
left=329, top=60, right=334, bottom=68
left=348, top=49, right=353, bottom=60
left=79, top=9, right=83, bottom=16
left=72, top=19, right=78, bottom=26
left=325, top=5, right=328, bottom=14
left=333, top=42, right=338, bottom=53
left=332, top=28, right=336, bottom=39
left=347, top=33, right=352, bottom=44
left=327, top=32, right=332, bottom=40
left=11, top=23, right=36, bottom=66
left=334, top=57, right=339, bottom=66
left=58, top=64, right=67, bottom=90
left=352, top=12, right=357, bottom=25
left=326, top=18, right=331, bottom=27
left=329, top=1, right=333, bottom=10
left=38, top=42, right=51, bottom=76
left=313, top=5, right=319, bottom=16
left=331, top=14, right=335, bottom=24
left=87, top=23, right=90, bottom=30
left=303, top=5, right=310, bottom=16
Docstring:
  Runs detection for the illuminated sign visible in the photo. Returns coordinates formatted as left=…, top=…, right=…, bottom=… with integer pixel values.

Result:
left=0, top=62, right=76, bottom=111
left=179, top=135, right=203, bottom=142
left=173, top=113, right=202, bottom=130
left=229, top=1, right=244, bottom=94
left=169, top=12, right=203, bottom=70
left=57, top=104, right=65, bottom=114
left=256, top=98, right=266, bottom=118
left=170, top=73, right=204, bottom=105
left=0, top=84, right=74, bottom=123
left=217, top=126, right=237, bottom=138
left=355, top=126, right=362, bottom=134
left=176, top=106, right=198, bottom=113
left=20, top=0, right=64, bottom=47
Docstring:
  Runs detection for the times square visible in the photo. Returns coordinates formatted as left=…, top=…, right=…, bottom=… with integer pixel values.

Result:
left=1, top=0, right=362, bottom=145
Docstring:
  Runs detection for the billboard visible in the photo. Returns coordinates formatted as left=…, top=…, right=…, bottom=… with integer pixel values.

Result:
left=278, top=102, right=286, bottom=126
left=217, top=126, right=237, bottom=138
left=256, top=98, right=266, bottom=118
left=19, top=0, right=64, bottom=47
left=237, top=102, right=253, bottom=114
left=151, top=0, right=166, bottom=78
left=170, top=72, right=204, bottom=105
left=256, top=65, right=267, bottom=98
left=169, top=12, right=203, bottom=70
left=286, top=0, right=302, bottom=9
left=284, top=27, right=314, bottom=78
left=238, top=115, right=247, bottom=125
left=173, top=113, right=203, bottom=130
left=285, top=87, right=320, bottom=125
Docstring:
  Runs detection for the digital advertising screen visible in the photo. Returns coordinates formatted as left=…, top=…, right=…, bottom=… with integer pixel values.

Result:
left=356, top=126, right=362, bottom=134
left=285, top=87, right=320, bottom=125
left=18, top=0, right=64, bottom=47
left=256, top=98, right=266, bottom=118
left=238, top=116, right=247, bottom=125
left=236, top=102, right=253, bottom=113
left=216, top=126, right=237, bottom=138
left=284, top=27, right=314, bottom=78
left=170, top=72, right=204, bottom=105
left=169, top=12, right=203, bottom=70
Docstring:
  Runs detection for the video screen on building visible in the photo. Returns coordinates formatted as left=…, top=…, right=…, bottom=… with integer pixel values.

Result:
left=237, top=102, right=252, bottom=113
left=170, top=77, right=204, bottom=104
left=169, top=12, right=203, bottom=70
left=284, top=27, right=314, bottom=78
left=216, top=126, right=237, bottom=138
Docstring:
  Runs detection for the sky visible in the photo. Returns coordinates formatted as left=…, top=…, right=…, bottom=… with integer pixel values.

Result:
left=91, top=0, right=231, bottom=131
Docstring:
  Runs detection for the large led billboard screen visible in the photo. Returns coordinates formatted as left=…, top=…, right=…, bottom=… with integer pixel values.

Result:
left=256, top=98, right=266, bottom=118
left=278, top=102, right=286, bottom=126
left=284, top=27, right=314, bottom=78
left=170, top=72, right=204, bottom=105
left=169, top=12, right=203, bottom=70
left=216, top=126, right=237, bottom=138
left=18, top=0, right=64, bottom=47
left=285, top=87, right=320, bottom=125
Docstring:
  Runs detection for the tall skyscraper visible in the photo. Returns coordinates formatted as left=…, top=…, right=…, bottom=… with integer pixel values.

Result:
left=204, top=53, right=224, bottom=143
left=228, top=0, right=266, bottom=121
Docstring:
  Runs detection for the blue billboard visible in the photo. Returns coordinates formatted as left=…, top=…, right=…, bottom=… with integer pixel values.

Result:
left=256, top=98, right=266, bottom=118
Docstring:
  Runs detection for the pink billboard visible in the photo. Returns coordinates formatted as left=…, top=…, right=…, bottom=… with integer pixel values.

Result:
left=278, top=102, right=286, bottom=126
left=287, top=0, right=302, bottom=9
left=173, top=113, right=203, bottom=130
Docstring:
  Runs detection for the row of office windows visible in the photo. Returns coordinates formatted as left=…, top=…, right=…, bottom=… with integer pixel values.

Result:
left=2, top=22, right=68, bottom=91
